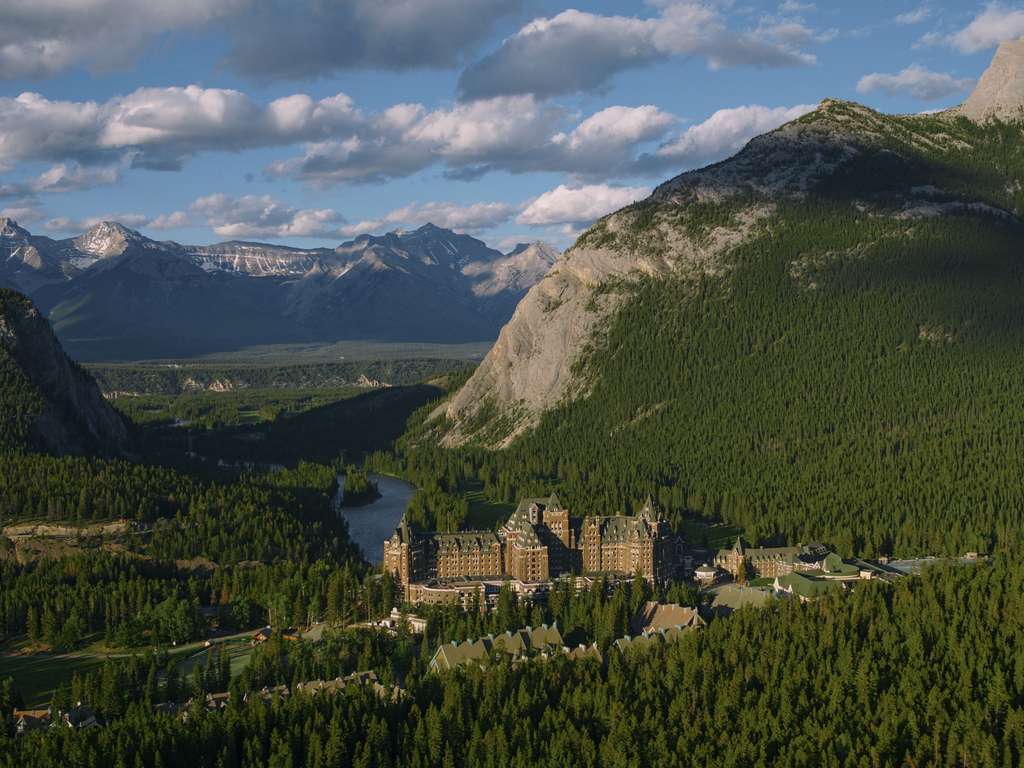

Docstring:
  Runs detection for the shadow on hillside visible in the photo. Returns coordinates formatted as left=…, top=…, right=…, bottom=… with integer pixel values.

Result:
left=138, top=384, right=444, bottom=468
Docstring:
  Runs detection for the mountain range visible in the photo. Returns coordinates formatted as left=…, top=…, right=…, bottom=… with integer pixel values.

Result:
left=0, top=219, right=558, bottom=361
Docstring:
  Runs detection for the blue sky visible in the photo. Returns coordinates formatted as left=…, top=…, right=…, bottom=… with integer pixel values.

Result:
left=0, top=0, right=1010, bottom=250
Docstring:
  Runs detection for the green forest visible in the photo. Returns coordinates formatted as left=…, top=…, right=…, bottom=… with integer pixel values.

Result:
left=2, top=560, right=1020, bottom=767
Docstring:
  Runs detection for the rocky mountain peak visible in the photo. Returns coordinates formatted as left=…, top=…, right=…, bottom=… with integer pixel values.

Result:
left=0, top=217, right=32, bottom=240
left=960, top=38, right=1024, bottom=122
left=73, top=221, right=147, bottom=257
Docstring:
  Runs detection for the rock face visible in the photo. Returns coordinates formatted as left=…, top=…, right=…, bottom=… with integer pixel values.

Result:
left=960, top=38, right=1024, bottom=122
left=0, top=289, right=127, bottom=454
left=438, top=99, right=891, bottom=445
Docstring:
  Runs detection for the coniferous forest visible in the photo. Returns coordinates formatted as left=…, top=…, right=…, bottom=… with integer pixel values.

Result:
left=3, top=560, right=1022, bottom=767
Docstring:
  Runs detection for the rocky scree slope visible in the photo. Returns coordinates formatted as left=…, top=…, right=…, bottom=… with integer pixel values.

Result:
left=437, top=42, right=1024, bottom=448
left=0, top=289, right=126, bottom=454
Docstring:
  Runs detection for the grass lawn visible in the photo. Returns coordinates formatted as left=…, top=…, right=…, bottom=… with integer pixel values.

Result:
left=174, top=638, right=253, bottom=680
left=462, top=484, right=516, bottom=530
left=0, top=653, right=108, bottom=707
left=1, top=629, right=260, bottom=707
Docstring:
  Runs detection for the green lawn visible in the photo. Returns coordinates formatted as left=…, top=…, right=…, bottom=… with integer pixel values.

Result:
left=0, top=653, right=107, bottom=707
left=1, top=631, right=259, bottom=707
left=463, top=485, right=516, bottom=530
left=174, top=638, right=254, bottom=680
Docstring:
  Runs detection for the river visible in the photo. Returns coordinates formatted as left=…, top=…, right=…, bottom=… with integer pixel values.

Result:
left=334, top=473, right=415, bottom=565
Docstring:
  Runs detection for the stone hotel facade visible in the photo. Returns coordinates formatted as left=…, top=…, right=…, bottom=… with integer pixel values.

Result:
left=384, top=495, right=679, bottom=597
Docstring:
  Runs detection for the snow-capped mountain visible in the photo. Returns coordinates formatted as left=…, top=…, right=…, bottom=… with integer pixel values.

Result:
left=2, top=218, right=557, bottom=360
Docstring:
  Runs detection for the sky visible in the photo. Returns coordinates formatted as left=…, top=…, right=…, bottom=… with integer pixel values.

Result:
left=0, top=0, right=1014, bottom=251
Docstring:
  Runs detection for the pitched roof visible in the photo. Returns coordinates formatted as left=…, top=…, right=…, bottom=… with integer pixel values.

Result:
left=632, top=602, right=706, bottom=634
left=711, top=585, right=776, bottom=611
left=775, top=572, right=842, bottom=598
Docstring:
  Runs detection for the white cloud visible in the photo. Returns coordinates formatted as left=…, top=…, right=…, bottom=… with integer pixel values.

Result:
left=269, top=99, right=677, bottom=184
left=458, top=3, right=819, bottom=100
left=517, top=184, right=650, bottom=227
left=857, top=65, right=975, bottom=100
left=148, top=211, right=190, bottom=230
left=189, top=194, right=347, bottom=239
left=651, top=103, right=816, bottom=169
left=894, top=6, right=932, bottom=25
left=945, top=4, right=1024, bottom=53
left=0, top=0, right=519, bottom=81
left=0, top=0, right=245, bottom=79
left=553, top=106, right=676, bottom=154
left=0, top=86, right=363, bottom=172
left=31, top=162, right=122, bottom=193
left=0, top=83, right=798, bottom=191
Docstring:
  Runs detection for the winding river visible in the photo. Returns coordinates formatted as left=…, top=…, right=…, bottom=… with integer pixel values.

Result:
left=334, top=474, right=415, bottom=565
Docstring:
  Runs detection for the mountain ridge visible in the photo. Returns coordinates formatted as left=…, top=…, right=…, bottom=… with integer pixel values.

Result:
left=438, top=43, right=1024, bottom=447
left=1, top=220, right=558, bottom=360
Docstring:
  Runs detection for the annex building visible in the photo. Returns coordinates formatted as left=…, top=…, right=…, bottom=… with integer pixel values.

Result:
left=714, top=537, right=832, bottom=579
left=384, top=494, right=680, bottom=599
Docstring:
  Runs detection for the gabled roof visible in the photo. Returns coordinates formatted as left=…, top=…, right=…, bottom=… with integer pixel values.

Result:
left=632, top=602, right=706, bottom=634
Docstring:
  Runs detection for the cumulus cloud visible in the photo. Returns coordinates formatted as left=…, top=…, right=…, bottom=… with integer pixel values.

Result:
left=517, top=184, right=650, bottom=227
left=148, top=211, right=190, bottom=230
left=0, top=0, right=244, bottom=79
left=857, top=65, right=975, bottom=100
left=0, top=86, right=363, bottom=172
left=943, top=4, right=1024, bottom=53
left=0, top=81, right=801, bottom=191
left=225, top=0, right=521, bottom=79
left=190, top=194, right=347, bottom=239
left=647, top=103, right=816, bottom=170
left=268, top=100, right=678, bottom=184
left=458, top=3, right=819, bottom=100
left=1, top=86, right=677, bottom=185
left=0, top=0, right=518, bottom=81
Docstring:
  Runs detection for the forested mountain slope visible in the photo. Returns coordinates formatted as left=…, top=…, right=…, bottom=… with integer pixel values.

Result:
left=426, top=43, right=1024, bottom=556
left=0, top=290, right=126, bottom=455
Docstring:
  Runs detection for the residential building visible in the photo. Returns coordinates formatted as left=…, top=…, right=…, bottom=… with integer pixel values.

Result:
left=13, top=709, right=50, bottom=735
left=429, top=624, right=565, bottom=673
left=631, top=601, right=706, bottom=635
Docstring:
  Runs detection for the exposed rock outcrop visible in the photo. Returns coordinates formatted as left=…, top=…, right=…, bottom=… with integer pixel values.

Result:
left=960, top=38, right=1024, bottom=122
left=0, top=289, right=127, bottom=454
